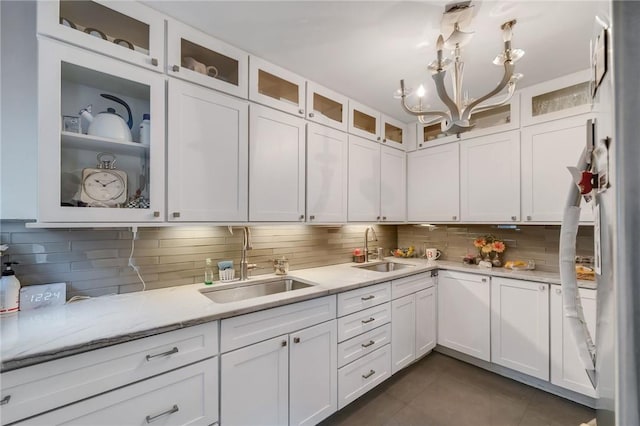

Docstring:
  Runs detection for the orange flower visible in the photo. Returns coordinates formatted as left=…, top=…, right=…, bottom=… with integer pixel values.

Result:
left=492, top=241, right=506, bottom=253
left=481, top=244, right=493, bottom=253
left=473, top=238, right=486, bottom=248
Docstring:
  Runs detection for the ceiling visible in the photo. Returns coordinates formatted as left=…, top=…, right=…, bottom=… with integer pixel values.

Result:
left=145, top=1, right=600, bottom=123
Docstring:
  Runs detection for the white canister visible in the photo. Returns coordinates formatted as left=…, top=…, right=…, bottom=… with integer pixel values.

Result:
left=0, top=262, right=21, bottom=314
left=139, top=113, right=150, bottom=145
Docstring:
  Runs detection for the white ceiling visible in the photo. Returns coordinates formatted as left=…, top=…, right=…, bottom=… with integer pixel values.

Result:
left=145, top=1, right=600, bottom=123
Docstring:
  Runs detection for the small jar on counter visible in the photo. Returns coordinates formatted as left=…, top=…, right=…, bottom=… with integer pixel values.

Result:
left=273, top=257, right=289, bottom=275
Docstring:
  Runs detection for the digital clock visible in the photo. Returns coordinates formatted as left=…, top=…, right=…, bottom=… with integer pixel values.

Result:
left=19, top=283, right=66, bottom=311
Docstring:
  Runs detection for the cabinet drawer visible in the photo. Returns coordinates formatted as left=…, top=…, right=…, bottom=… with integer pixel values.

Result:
left=221, top=296, right=336, bottom=352
left=337, top=303, right=391, bottom=343
left=337, top=323, right=391, bottom=368
left=439, top=270, right=489, bottom=283
left=337, top=282, right=391, bottom=317
left=17, top=357, right=218, bottom=426
left=337, top=345, right=391, bottom=409
left=391, top=273, right=434, bottom=299
left=1, top=323, right=218, bottom=425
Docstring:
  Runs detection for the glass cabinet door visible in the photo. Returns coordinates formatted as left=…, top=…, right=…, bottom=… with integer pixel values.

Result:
left=381, top=115, right=407, bottom=151
left=167, top=19, right=249, bottom=99
left=305, top=82, right=348, bottom=132
left=38, top=38, right=165, bottom=223
left=249, top=56, right=306, bottom=117
left=348, top=101, right=381, bottom=142
left=37, top=1, right=165, bottom=72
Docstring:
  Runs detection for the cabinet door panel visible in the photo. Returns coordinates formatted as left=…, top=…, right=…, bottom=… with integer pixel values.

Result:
left=407, top=143, right=460, bottom=222
left=381, top=115, right=407, bottom=151
left=491, top=278, right=549, bottom=380
left=168, top=80, right=248, bottom=221
left=460, top=131, right=520, bottom=222
left=250, top=56, right=306, bottom=117
left=221, top=336, right=289, bottom=426
left=348, top=135, right=381, bottom=221
left=290, top=320, right=337, bottom=426
left=249, top=104, right=306, bottom=221
left=415, top=287, right=436, bottom=358
left=348, top=101, right=380, bottom=141
left=306, top=123, right=348, bottom=223
left=306, top=82, right=348, bottom=132
left=380, top=145, right=406, bottom=222
left=391, top=294, right=416, bottom=374
left=338, top=345, right=391, bottom=409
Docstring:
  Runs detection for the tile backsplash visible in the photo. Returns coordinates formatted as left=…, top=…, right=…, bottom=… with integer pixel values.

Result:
left=397, top=224, right=594, bottom=272
left=0, top=221, right=396, bottom=298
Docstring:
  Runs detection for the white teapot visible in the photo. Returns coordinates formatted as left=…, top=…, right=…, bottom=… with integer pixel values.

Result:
left=79, top=93, right=133, bottom=141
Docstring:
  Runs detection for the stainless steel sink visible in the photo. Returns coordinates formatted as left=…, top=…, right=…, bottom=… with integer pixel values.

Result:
left=354, top=261, right=414, bottom=272
left=199, top=278, right=314, bottom=304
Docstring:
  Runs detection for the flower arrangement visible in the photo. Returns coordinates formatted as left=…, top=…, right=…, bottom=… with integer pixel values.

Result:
left=473, top=235, right=506, bottom=266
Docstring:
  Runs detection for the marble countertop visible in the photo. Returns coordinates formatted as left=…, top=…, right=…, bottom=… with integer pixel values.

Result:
left=0, top=258, right=595, bottom=372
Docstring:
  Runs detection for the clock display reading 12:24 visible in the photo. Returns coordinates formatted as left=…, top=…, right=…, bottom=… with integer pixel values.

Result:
left=19, top=283, right=67, bottom=311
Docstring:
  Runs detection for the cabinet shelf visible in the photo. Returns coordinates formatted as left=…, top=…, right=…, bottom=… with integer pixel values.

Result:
left=61, top=131, right=149, bottom=156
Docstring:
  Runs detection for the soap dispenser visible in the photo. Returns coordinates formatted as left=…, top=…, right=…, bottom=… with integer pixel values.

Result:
left=0, top=262, right=21, bottom=314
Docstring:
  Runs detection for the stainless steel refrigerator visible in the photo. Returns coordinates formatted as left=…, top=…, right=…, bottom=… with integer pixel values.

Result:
left=560, top=1, right=640, bottom=425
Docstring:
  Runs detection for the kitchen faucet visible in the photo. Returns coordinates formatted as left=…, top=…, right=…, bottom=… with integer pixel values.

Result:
left=364, top=226, right=378, bottom=263
left=240, top=227, right=257, bottom=280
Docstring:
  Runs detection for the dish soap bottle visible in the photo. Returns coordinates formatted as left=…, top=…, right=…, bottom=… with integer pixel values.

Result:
left=0, top=262, right=21, bottom=314
left=204, top=258, right=214, bottom=285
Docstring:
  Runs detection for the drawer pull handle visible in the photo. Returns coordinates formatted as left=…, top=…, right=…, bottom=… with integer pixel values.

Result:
left=361, top=295, right=375, bottom=301
left=361, top=317, right=375, bottom=324
left=293, top=337, right=301, bottom=343
left=362, top=369, right=375, bottom=379
left=0, top=395, right=10, bottom=405
left=146, top=404, right=179, bottom=423
left=145, top=347, right=178, bottom=361
left=281, top=340, right=287, bottom=347
left=361, top=340, right=375, bottom=348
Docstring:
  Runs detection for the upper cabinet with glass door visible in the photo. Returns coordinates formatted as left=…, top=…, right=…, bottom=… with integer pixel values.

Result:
left=348, top=101, right=381, bottom=142
left=306, top=81, right=348, bottom=132
left=381, top=115, right=407, bottom=151
left=249, top=56, right=306, bottom=117
left=520, top=70, right=592, bottom=127
left=167, top=19, right=249, bottom=99
left=37, top=1, right=165, bottom=73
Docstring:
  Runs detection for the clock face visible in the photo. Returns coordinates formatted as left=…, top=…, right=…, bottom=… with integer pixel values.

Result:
left=82, top=171, right=126, bottom=203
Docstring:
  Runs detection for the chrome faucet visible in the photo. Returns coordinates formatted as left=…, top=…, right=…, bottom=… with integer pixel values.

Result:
left=240, top=227, right=257, bottom=280
left=364, top=226, right=378, bottom=263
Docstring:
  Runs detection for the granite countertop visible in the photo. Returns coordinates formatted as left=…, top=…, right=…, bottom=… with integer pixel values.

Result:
left=0, top=258, right=595, bottom=372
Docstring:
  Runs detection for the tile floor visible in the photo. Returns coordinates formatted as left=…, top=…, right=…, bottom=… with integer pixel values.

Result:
left=320, top=352, right=595, bottom=426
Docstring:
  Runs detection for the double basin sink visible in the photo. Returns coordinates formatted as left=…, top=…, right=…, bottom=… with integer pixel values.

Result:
left=199, top=261, right=414, bottom=304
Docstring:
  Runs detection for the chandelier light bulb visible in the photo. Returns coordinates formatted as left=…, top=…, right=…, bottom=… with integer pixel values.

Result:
left=416, top=85, right=426, bottom=98
left=502, top=23, right=513, bottom=42
left=436, top=35, right=445, bottom=51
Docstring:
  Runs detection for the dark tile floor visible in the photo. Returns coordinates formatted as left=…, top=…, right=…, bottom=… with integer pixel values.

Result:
left=320, top=352, right=595, bottom=426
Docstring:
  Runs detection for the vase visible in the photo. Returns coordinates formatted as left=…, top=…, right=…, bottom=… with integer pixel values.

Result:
left=491, top=252, right=503, bottom=267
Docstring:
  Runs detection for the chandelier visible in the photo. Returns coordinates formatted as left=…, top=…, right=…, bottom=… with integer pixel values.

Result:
left=399, top=1, right=524, bottom=135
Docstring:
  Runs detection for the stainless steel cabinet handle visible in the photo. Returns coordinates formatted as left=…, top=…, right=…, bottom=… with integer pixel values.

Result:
left=300, top=214, right=305, bottom=220
left=481, top=278, right=488, bottom=283
left=281, top=340, right=287, bottom=347
left=361, top=295, right=375, bottom=301
left=309, top=112, right=315, bottom=118
left=361, top=340, right=375, bottom=348
left=383, top=138, right=387, bottom=143
left=511, top=215, right=517, bottom=221
left=146, top=405, right=179, bottom=423
left=172, top=65, right=179, bottom=72
left=310, top=215, right=315, bottom=220
left=382, top=216, right=387, bottom=220
left=151, top=58, right=158, bottom=66
left=298, top=109, right=304, bottom=115
left=362, top=369, right=375, bottom=379
left=0, top=395, right=10, bottom=405
left=293, top=337, right=301, bottom=343
left=153, top=211, right=160, bottom=217
left=452, top=215, right=457, bottom=220
left=376, top=216, right=381, bottom=220
left=377, top=136, right=381, bottom=141
left=556, top=288, right=562, bottom=294
left=361, top=317, right=375, bottom=324
left=145, top=347, right=178, bottom=361
left=419, top=143, right=423, bottom=147
left=539, top=285, right=546, bottom=291
left=527, top=215, right=532, bottom=221
left=172, top=212, right=180, bottom=218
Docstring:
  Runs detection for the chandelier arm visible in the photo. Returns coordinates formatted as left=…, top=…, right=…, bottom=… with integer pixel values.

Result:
left=418, top=115, right=445, bottom=125
left=400, top=96, right=449, bottom=119
left=432, top=71, right=461, bottom=121
left=461, top=61, right=514, bottom=121
left=469, top=83, right=517, bottom=114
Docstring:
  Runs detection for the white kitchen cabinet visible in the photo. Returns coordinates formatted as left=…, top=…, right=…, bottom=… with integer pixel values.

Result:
left=306, top=82, right=348, bottom=132
left=167, top=18, right=249, bottom=99
left=38, top=37, right=165, bottom=223
left=491, top=277, right=550, bottom=380
left=348, top=100, right=381, bottom=142
left=438, top=271, right=491, bottom=362
left=306, top=123, right=348, bottom=223
left=250, top=56, right=306, bottom=118
left=15, top=357, right=217, bottom=426
left=221, top=320, right=337, bottom=426
left=338, top=345, right=391, bottom=409
left=37, top=1, right=165, bottom=73
left=391, top=294, right=416, bottom=374
left=167, top=79, right=248, bottom=222
left=381, top=115, right=407, bottom=151
left=551, top=286, right=597, bottom=397
left=249, top=104, right=306, bottom=221
left=348, top=135, right=381, bottom=221
left=380, top=145, right=407, bottom=222
left=337, top=282, right=391, bottom=317
left=407, top=142, right=460, bottom=222
left=460, top=130, right=520, bottom=222
left=415, top=286, right=437, bottom=359
left=521, top=114, right=594, bottom=223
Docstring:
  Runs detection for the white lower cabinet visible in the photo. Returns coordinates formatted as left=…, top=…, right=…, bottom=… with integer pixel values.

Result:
left=550, top=286, right=597, bottom=397
left=391, top=294, right=416, bottom=373
left=437, top=271, right=491, bottom=361
left=415, top=286, right=437, bottom=359
left=491, top=277, right=550, bottom=380
left=337, top=344, right=391, bottom=409
left=16, top=357, right=218, bottom=426
left=220, top=320, right=337, bottom=426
